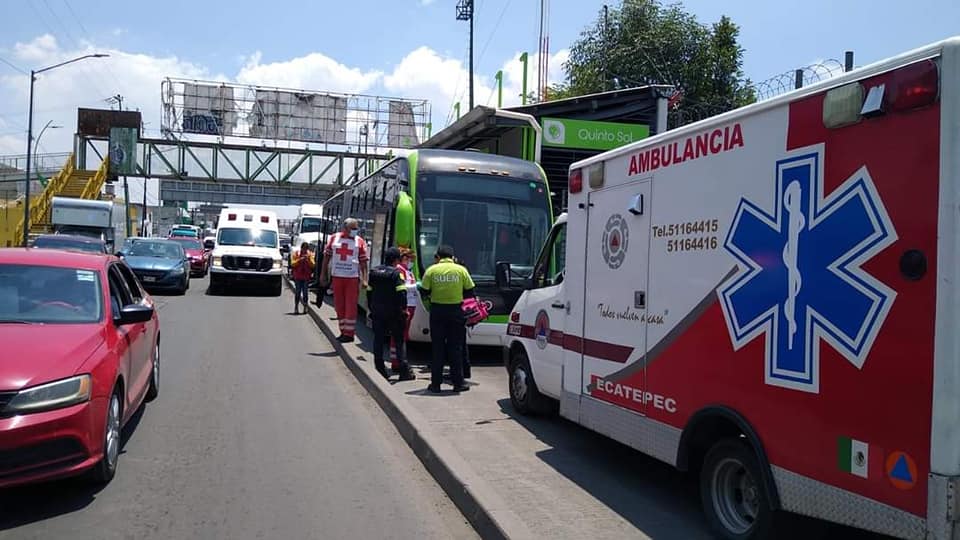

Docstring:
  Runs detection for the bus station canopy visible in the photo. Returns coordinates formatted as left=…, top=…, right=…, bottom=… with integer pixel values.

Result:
left=420, top=85, right=672, bottom=208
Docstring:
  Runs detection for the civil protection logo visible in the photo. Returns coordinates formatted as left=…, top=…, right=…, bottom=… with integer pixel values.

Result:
left=718, top=147, right=897, bottom=393
left=544, top=119, right=565, bottom=145
left=601, top=214, right=629, bottom=270
left=534, top=310, right=550, bottom=349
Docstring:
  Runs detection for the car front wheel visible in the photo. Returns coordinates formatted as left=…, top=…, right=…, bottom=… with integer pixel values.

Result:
left=88, top=389, right=122, bottom=484
left=145, top=340, right=159, bottom=401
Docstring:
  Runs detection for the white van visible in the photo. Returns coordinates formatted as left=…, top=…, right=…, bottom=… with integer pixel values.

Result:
left=209, top=208, right=283, bottom=295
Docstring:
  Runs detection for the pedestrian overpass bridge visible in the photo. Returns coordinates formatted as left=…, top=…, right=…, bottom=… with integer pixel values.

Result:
left=75, top=132, right=390, bottom=206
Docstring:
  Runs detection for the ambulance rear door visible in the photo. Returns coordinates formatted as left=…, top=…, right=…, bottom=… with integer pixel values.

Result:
left=581, top=179, right=652, bottom=413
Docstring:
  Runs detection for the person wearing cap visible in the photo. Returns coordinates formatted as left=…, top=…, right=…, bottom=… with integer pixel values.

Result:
left=419, top=245, right=474, bottom=393
left=320, top=218, right=368, bottom=342
left=366, top=247, right=416, bottom=381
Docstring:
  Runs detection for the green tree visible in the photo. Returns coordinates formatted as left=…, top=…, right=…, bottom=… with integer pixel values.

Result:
left=560, top=1, right=755, bottom=122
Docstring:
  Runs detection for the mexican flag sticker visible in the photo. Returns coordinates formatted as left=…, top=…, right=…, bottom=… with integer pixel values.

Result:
left=838, top=437, right=870, bottom=478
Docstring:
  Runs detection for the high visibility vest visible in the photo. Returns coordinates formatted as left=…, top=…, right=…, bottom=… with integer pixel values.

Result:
left=326, top=232, right=367, bottom=278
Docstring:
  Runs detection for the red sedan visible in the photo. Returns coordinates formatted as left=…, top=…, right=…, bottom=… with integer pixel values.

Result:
left=169, top=237, right=210, bottom=277
left=0, top=248, right=160, bottom=488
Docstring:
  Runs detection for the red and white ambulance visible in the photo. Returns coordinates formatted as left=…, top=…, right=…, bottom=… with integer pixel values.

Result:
left=502, top=37, right=960, bottom=539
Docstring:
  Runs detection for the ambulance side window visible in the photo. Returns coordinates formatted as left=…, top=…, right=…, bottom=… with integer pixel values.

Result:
left=533, top=223, right=566, bottom=288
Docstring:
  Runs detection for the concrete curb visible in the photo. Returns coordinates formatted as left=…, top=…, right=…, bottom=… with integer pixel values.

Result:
left=285, top=277, right=533, bottom=540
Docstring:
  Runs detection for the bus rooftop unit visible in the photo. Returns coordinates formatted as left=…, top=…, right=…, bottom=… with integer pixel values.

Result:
left=503, top=37, right=960, bottom=539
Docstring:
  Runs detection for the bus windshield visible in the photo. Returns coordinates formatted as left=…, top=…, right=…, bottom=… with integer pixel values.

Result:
left=300, top=217, right=324, bottom=234
left=416, top=173, right=551, bottom=282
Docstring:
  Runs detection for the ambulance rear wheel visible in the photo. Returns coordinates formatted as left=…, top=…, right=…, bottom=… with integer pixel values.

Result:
left=701, top=438, right=776, bottom=540
left=508, top=349, right=553, bottom=416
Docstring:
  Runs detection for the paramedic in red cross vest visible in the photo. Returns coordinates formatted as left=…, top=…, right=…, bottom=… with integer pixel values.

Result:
left=419, top=245, right=474, bottom=393
left=320, top=218, right=369, bottom=342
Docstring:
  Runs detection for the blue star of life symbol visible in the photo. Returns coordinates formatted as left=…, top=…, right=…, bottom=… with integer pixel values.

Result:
left=718, top=147, right=897, bottom=393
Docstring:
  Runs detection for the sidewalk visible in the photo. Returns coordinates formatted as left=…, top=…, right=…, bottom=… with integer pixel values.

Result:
left=288, top=279, right=713, bottom=540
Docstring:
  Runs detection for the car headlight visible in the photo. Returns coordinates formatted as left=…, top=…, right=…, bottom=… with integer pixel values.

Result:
left=213, top=256, right=222, bottom=267
left=273, top=259, right=282, bottom=269
left=170, top=265, right=185, bottom=274
left=6, top=375, right=92, bottom=415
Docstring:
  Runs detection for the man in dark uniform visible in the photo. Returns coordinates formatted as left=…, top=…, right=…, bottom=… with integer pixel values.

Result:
left=367, top=247, right=416, bottom=381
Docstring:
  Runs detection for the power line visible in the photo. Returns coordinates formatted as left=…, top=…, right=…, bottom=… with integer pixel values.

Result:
left=0, top=56, right=28, bottom=75
left=61, top=0, right=129, bottom=106
left=476, top=0, right=512, bottom=67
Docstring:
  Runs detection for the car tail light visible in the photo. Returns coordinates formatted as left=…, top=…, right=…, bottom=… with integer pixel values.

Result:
left=569, top=169, right=583, bottom=194
left=510, top=312, right=520, bottom=323
left=887, top=59, right=939, bottom=112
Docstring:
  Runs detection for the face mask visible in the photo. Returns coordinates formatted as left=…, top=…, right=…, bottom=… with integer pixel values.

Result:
left=347, top=229, right=357, bottom=238
left=405, top=262, right=413, bottom=269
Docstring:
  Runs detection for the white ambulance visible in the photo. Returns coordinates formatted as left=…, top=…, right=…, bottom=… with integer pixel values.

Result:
left=502, top=37, right=960, bottom=539
left=209, top=208, right=283, bottom=295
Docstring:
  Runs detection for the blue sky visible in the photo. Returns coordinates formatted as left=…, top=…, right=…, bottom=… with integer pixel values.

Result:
left=1, top=0, right=957, bottom=146
left=0, top=0, right=956, bottom=211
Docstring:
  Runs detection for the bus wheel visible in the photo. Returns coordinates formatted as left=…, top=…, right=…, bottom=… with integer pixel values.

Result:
left=508, top=349, right=554, bottom=416
left=701, top=438, right=776, bottom=539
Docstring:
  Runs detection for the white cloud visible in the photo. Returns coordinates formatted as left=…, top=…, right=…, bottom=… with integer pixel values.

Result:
left=236, top=51, right=381, bottom=94
left=0, top=35, right=216, bottom=155
left=0, top=34, right=573, bottom=161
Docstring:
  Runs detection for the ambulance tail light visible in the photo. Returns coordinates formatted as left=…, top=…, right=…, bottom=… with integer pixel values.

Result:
left=887, top=59, right=939, bottom=112
left=260, top=215, right=270, bottom=223
left=569, top=169, right=583, bottom=194
left=510, top=312, right=520, bottom=323
left=227, top=213, right=237, bottom=221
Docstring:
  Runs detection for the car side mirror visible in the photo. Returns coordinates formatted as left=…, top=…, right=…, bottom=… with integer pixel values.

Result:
left=116, top=304, right=153, bottom=325
left=115, top=251, right=124, bottom=258
left=495, top=261, right=512, bottom=289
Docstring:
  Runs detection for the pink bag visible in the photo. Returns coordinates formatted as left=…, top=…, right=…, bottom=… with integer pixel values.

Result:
left=462, top=296, right=489, bottom=327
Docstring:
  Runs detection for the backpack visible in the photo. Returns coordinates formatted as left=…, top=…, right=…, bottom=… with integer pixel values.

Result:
left=462, top=296, right=489, bottom=327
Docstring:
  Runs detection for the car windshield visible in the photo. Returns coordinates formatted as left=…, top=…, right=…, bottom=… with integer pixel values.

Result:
left=416, top=173, right=551, bottom=282
left=33, top=237, right=104, bottom=254
left=127, top=241, right=184, bottom=259
left=218, top=228, right=278, bottom=248
left=170, top=238, right=203, bottom=250
left=0, top=264, right=103, bottom=323
left=170, top=230, right=198, bottom=238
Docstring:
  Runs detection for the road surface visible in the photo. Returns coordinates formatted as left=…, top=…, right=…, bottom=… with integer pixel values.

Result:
left=0, top=278, right=477, bottom=540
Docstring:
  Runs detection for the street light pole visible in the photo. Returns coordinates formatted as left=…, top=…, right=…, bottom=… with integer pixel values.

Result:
left=22, top=53, right=109, bottom=245
left=23, top=70, right=36, bottom=245
left=34, top=120, right=62, bottom=186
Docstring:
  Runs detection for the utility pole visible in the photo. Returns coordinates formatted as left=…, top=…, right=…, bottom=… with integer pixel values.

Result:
left=108, top=93, right=132, bottom=238
left=456, top=0, right=475, bottom=110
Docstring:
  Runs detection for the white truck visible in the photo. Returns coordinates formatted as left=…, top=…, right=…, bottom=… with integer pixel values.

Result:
left=289, top=204, right=328, bottom=259
left=50, top=196, right=120, bottom=252
left=209, top=208, right=284, bottom=295
left=502, top=37, right=960, bottom=539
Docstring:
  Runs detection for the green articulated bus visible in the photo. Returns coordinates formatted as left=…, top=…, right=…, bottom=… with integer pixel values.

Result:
left=322, top=148, right=554, bottom=345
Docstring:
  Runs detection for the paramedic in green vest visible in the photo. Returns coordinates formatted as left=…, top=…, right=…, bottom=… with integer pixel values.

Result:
left=419, top=245, right=474, bottom=393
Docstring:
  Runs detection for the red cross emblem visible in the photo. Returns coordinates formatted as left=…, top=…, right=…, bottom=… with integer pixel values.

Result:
left=335, top=242, right=354, bottom=261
